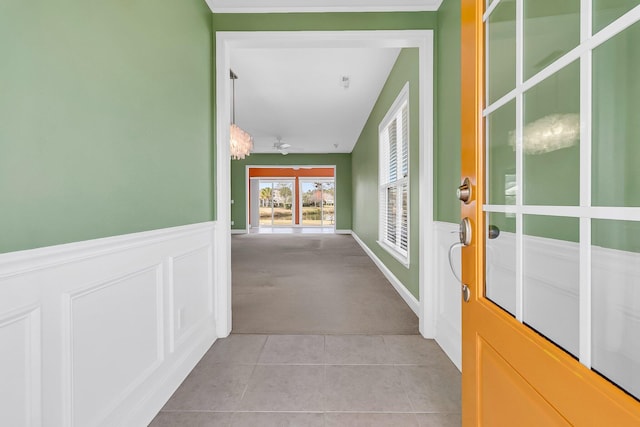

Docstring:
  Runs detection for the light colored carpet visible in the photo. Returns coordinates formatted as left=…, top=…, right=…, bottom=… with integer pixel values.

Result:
left=231, top=234, right=419, bottom=334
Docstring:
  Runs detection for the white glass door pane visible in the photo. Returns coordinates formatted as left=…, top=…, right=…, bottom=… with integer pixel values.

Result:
left=592, top=219, right=640, bottom=399
left=272, top=181, right=294, bottom=226
left=486, top=212, right=516, bottom=315
left=301, top=181, right=324, bottom=226
left=322, top=181, right=335, bottom=226
left=259, top=181, right=274, bottom=226
left=523, top=215, right=580, bottom=358
left=590, top=18, right=640, bottom=401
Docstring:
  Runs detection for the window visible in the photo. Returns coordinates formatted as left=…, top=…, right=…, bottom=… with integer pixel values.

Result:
left=378, top=83, right=409, bottom=265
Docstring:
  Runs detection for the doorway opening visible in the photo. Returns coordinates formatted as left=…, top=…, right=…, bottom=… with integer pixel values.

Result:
left=247, top=165, right=337, bottom=234
left=216, top=30, right=434, bottom=339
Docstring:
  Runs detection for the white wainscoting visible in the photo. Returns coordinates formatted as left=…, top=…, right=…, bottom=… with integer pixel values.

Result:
left=433, top=222, right=462, bottom=371
left=0, top=222, right=220, bottom=427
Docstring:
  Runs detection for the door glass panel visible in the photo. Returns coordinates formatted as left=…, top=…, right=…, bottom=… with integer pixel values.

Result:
left=487, top=0, right=516, bottom=104
left=322, top=181, right=335, bottom=226
left=592, top=21, right=640, bottom=207
left=301, top=180, right=335, bottom=226
left=301, top=181, right=319, bottom=226
left=593, top=0, right=640, bottom=34
left=592, top=219, right=640, bottom=400
left=523, top=0, right=580, bottom=81
left=487, top=100, right=517, bottom=205
left=273, top=182, right=293, bottom=225
left=523, top=214, right=579, bottom=357
left=259, top=182, right=273, bottom=226
left=486, top=212, right=516, bottom=315
left=259, top=181, right=294, bottom=226
left=523, top=61, right=580, bottom=206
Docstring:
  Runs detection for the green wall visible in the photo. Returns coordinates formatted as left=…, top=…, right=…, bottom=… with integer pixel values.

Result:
left=231, top=154, right=352, bottom=230
left=352, top=48, right=420, bottom=298
left=435, top=0, right=462, bottom=224
left=0, top=0, right=214, bottom=254
left=212, top=12, right=437, bottom=31
left=0, top=6, right=465, bottom=255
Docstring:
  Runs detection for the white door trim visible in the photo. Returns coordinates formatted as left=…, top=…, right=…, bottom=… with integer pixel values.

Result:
left=216, top=30, right=435, bottom=338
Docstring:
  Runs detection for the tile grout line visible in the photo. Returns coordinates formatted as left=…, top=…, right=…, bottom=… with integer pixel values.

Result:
left=158, top=409, right=459, bottom=414
left=323, top=334, right=328, bottom=424
left=323, top=349, right=328, bottom=427
left=233, top=335, right=271, bottom=419
left=397, top=361, right=419, bottom=422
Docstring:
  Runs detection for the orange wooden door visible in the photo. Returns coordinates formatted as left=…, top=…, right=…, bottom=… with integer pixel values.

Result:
left=460, top=0, right=640, bottom=425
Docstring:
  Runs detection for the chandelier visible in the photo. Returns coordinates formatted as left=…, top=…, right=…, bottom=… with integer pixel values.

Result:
left=230, top=70, right=253, bottom=160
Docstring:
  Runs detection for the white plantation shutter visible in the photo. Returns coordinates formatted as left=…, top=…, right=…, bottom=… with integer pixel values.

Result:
left=401, top=105, right=409, bottom=178
left=379, top=84, right=409, bottom=263
left=400, top=181, right=408, bottom=252
left=388, top=119, right=398, bottom=182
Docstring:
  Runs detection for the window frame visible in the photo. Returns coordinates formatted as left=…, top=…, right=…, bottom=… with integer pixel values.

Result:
left=378, top=83, right=410, bottom=267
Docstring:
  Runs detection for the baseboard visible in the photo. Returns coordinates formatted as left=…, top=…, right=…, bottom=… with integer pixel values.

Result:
left=335, top=229, right=352, bottom=235
left=231, top=229, right=246, bottom=235
left=125, top=326, right=217, bottom=426
left=350, top=232, right=420, bottom=316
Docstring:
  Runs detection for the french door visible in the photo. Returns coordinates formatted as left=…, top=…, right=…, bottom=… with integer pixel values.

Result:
left=461, top=0, right=640, bottom=425
left=258, top=180, right=294, bottom=227
left=299, top=179, right=335, bottom=227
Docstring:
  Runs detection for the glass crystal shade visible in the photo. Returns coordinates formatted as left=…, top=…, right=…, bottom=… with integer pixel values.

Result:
left=230, top=123, right=253, bottom=160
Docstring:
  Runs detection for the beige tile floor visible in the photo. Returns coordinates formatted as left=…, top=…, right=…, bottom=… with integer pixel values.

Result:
left=150, top=334, right=461, bottom=427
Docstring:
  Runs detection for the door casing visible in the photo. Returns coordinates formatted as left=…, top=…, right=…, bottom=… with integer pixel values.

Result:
left=216, top=30, right=435, bottom=338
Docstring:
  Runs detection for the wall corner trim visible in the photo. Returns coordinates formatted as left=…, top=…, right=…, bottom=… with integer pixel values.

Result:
left=351, top=231, right=420, bottom=316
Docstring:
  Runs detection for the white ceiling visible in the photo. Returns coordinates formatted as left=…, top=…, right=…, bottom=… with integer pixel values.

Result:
left=230, top=47, right=402, bottom=154
left=205, top=0, right=442, bottom=13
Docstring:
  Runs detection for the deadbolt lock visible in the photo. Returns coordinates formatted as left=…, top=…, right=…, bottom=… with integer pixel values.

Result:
left=457, top=177, right=472, bottom=204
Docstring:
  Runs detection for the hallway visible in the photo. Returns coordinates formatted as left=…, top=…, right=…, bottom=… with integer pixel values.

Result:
left=150, top=234, right=461, bottom=426
left=231, top=234, right=419, bottom=335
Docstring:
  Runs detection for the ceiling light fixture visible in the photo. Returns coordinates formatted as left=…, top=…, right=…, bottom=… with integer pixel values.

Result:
left=273, top=138, right=291, bottom=156
left=230, top=70, right=253, bottom=160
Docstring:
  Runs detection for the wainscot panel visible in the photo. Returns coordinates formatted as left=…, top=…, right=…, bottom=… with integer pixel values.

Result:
left=0, top=222, right=220, bottom=427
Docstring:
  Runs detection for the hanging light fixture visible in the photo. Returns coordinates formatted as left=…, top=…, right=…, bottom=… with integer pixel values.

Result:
left=230, top=70, right=253, bottom=160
